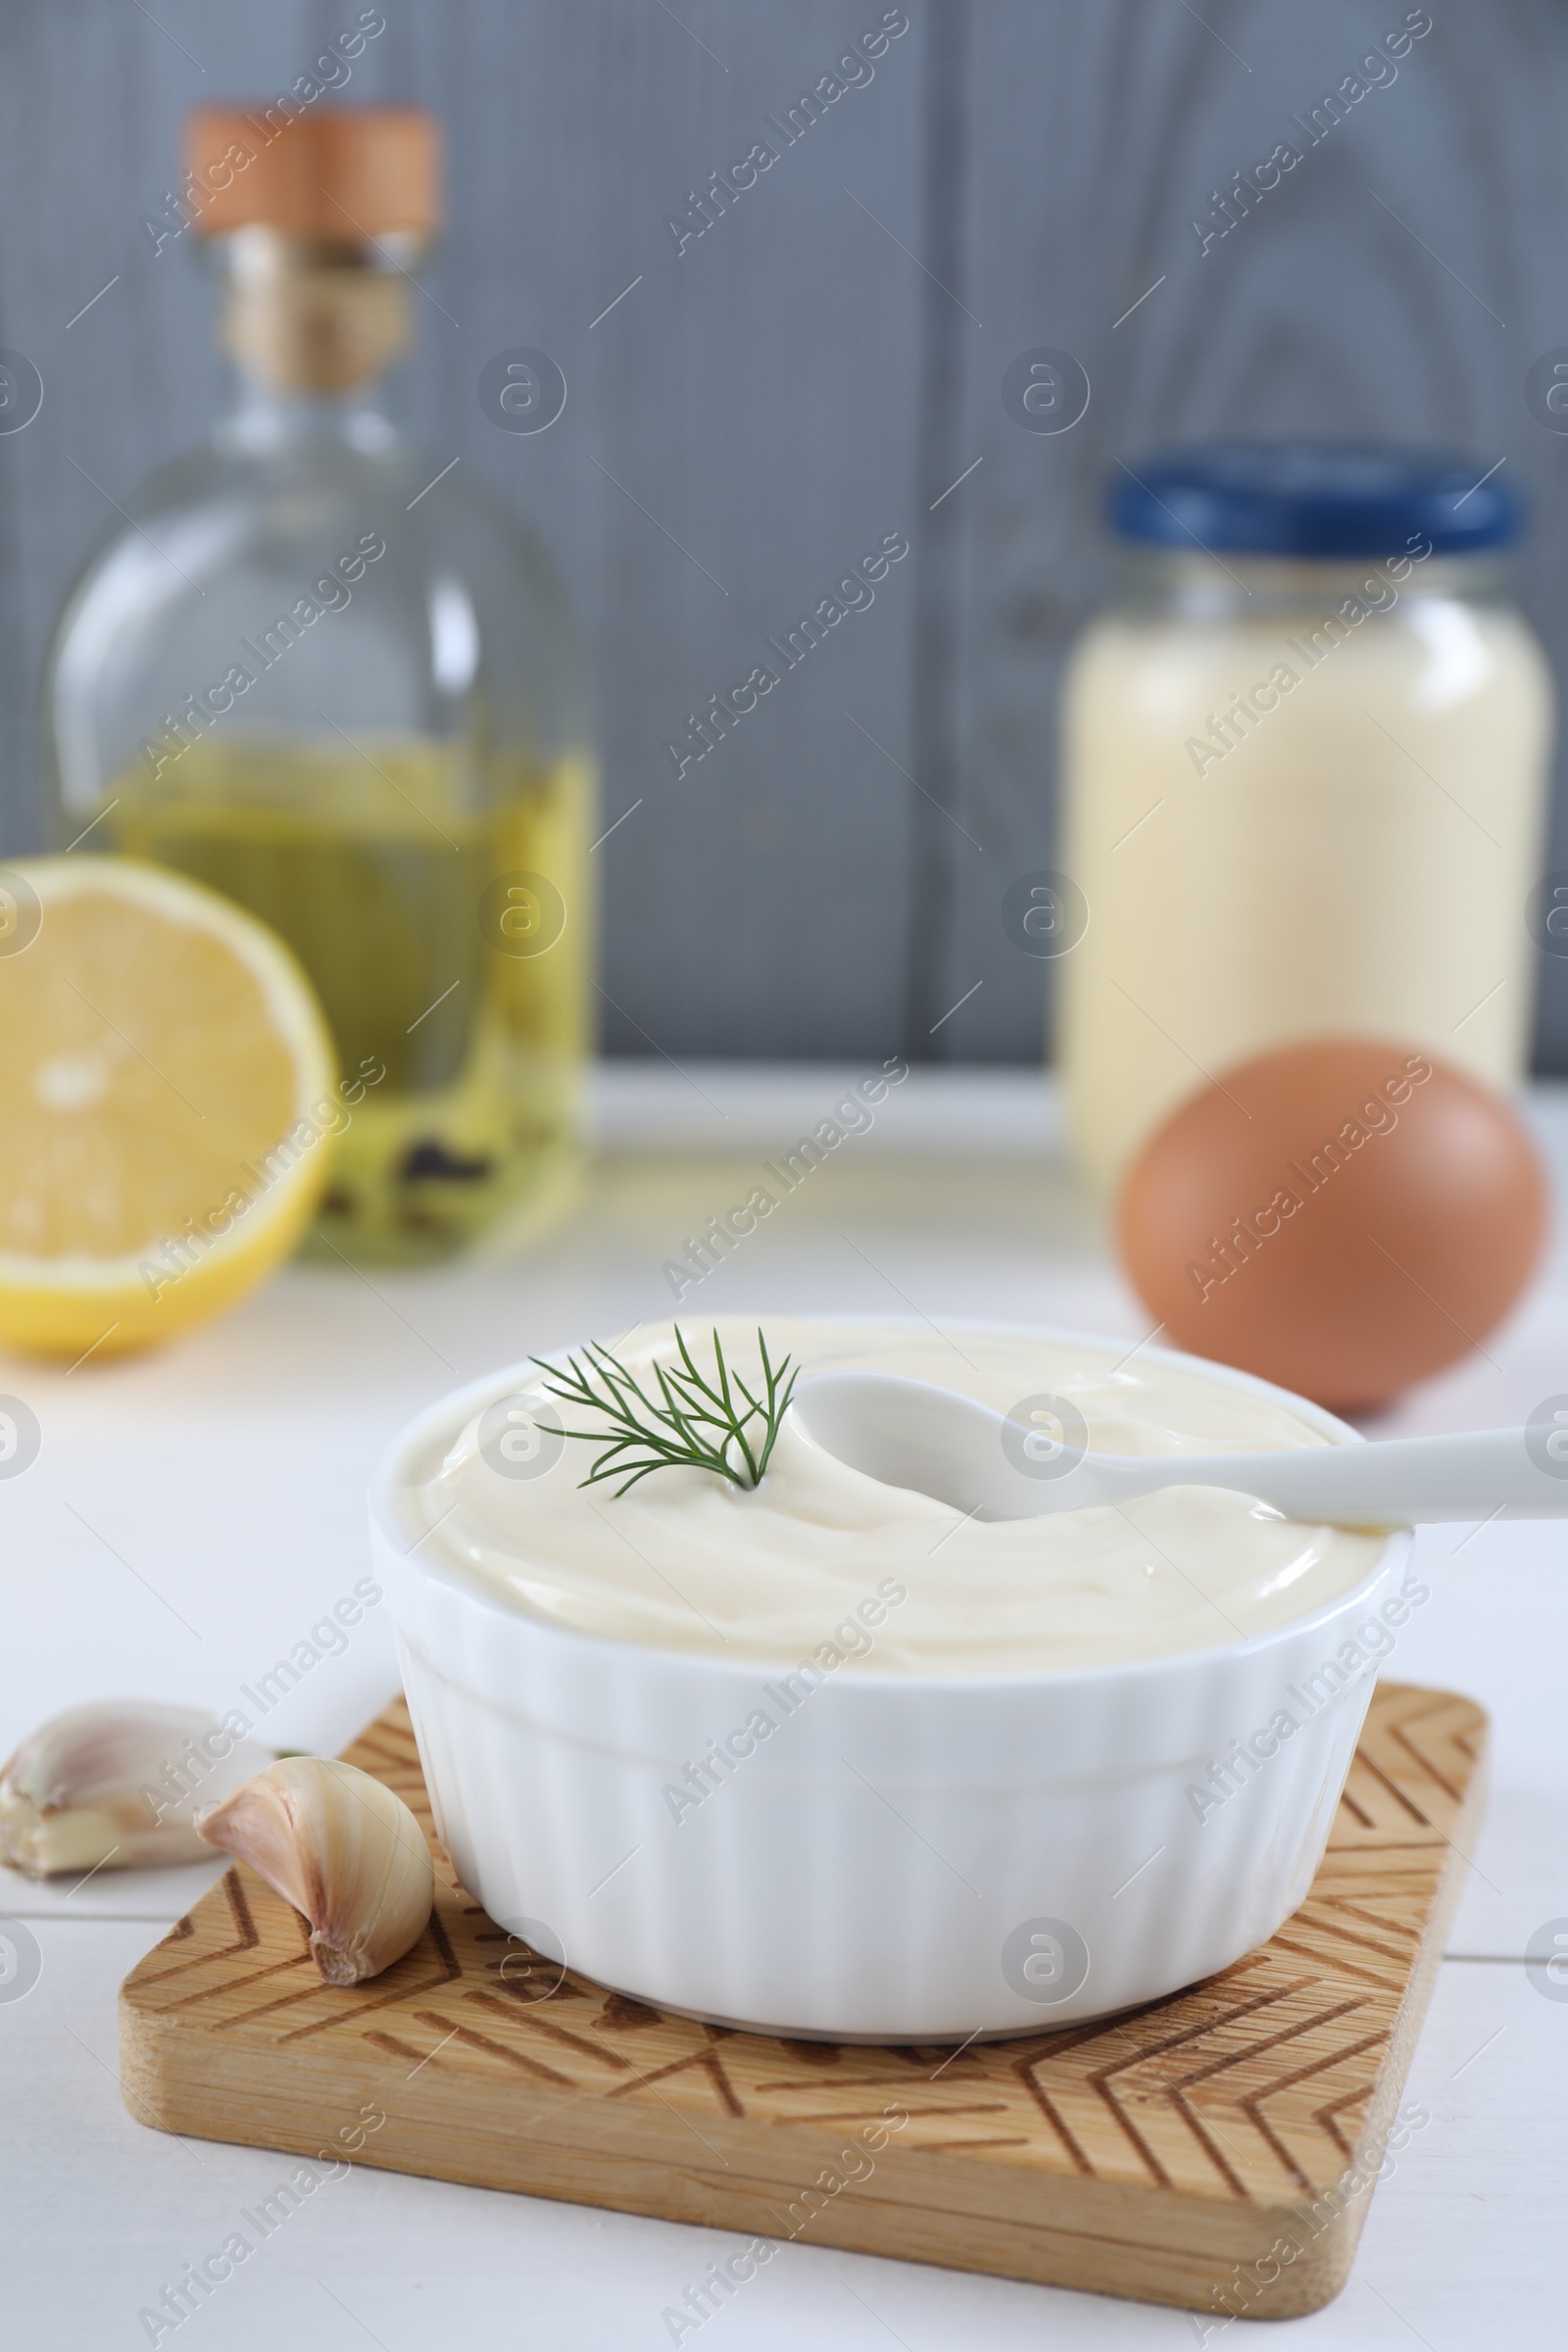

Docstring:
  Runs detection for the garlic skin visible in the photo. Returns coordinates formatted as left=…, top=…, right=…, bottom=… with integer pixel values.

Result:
left=196, top=1757, right=434, bottom=1985
left=0, top=1703, right=275, bottom=1880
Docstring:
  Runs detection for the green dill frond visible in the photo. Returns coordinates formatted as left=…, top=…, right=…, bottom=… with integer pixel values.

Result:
left=532, top=1326, right=799, bottom=1498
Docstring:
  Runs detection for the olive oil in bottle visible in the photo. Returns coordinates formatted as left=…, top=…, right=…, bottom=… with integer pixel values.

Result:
left=44, top=107, right=593, bottom=1260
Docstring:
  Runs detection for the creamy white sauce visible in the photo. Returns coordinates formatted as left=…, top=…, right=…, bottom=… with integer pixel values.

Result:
left=1059, top=596, right=1551, bottom=1185
left=391, top=1319, right=1386, bottom=1674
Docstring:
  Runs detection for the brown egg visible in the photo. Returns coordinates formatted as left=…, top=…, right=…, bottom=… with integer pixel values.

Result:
left=1115, top=1038, right=1547, bottom=1413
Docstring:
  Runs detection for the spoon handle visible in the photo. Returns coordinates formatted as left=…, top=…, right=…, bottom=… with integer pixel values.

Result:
left=1118, top=1427, right=1568, bottom=1526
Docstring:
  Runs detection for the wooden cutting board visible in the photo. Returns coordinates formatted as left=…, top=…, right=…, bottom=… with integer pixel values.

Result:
left=119, top=1680, right=1485, bottom=2323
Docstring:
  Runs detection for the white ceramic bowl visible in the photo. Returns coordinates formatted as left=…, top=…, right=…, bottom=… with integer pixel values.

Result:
left=369, top=1323, right=1409, bottom=2041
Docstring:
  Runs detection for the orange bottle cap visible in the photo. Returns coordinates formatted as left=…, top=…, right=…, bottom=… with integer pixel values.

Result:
left=184, top=106, right=439, bottom=241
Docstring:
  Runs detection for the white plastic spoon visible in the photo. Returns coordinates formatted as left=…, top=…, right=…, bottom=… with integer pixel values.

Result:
left=791, top=1371, right=1568, bottom=1528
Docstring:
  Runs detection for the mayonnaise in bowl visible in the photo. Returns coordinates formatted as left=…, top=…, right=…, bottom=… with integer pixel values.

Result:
left=374, top=1316, right=1409, bottom=2037
left=389, top=1316, right=1386, bottom=1675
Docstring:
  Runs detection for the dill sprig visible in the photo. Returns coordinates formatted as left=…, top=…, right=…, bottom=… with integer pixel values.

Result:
left=533, top=1326, right=799, bottom=1497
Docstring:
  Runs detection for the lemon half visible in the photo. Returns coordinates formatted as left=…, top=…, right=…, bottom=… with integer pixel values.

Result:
left=0, top=857, right=337, bottom=1359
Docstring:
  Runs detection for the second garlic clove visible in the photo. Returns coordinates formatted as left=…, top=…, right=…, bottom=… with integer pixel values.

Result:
left=196, top=1757, right=434, bottom=1985
left=0, top=1703, right=275, bottom=1880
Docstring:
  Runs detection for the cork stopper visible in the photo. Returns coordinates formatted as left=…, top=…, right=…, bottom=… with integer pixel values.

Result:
left=184, top=106, right=439, bottom=244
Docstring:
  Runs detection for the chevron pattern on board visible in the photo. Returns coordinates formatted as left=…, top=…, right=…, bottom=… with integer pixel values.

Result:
left=119, top=1681, right=1486, bottom=2321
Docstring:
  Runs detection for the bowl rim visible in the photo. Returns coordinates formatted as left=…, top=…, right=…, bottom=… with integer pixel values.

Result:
left=368, top=1314, right=1413, bottom=1696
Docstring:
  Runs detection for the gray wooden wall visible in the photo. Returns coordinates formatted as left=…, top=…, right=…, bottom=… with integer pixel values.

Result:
left=4, top=0, right=1568, bottom=1065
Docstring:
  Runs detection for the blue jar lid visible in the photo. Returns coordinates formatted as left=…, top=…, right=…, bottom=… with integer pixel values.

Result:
left=1110, top=441, right=1521, bottom=558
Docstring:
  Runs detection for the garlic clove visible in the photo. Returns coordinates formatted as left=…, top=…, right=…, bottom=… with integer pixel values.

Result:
left=0, top=1702, right=274, bottom=1880
left=196, top=1757, right=434, bottom=1985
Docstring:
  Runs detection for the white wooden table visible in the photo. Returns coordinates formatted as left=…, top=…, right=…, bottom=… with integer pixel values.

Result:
left=3, top=1066, right=1565, bottom=2350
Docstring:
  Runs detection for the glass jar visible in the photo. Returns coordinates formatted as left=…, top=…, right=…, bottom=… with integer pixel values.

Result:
left=42, top=107, right=594, bottom=1262
left=1058, top=443, right=1552, bottom=1188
